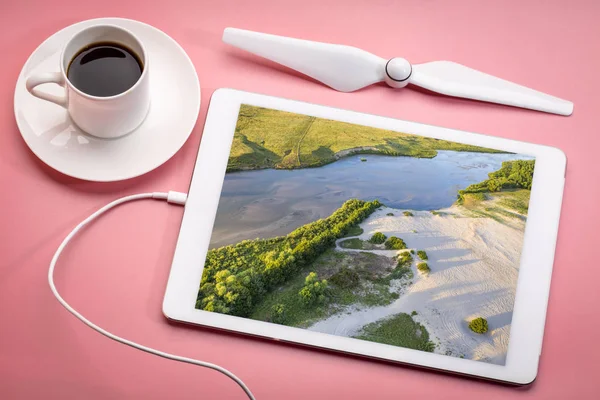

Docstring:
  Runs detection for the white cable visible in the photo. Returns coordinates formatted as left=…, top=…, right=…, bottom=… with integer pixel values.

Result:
left=48, top=191, right=256, bottom=400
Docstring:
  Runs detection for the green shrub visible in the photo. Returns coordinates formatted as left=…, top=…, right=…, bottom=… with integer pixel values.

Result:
left=411, top=310, right=418, bottom=316
left=369, top=232, right=387, bottom=244
left=417, top=262, right=430, bottom=274
left=386, top=212, right=394, bottom=216
left=410, top=249, right=415, bottom=254
left=403, top=211, right=414, bottom=217
left=299, top=272, right=328, bottom=306
left=468, top=317, right=488, bottom=334
left=385, top=236, right=407, bottom=250
left=360, top=158, right=367, bottom=162
left=397, top=252, right=413, bottom=268
left=330, top=267, right=360, bottom=289
left=270, top=303, right=288, bottom=324
left=417, top=250, right=428, bottom=260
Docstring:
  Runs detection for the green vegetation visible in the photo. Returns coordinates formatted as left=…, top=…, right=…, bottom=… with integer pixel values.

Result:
left=250, top=250, right=401, bottom=327
left=339, top=238, right=377, bottom=250
left=411, top=311, right=418, bottom=316
left=228, top=105, right=507, bottom=171
left=299, top=272, right=328, bottom=306
left=430, top=210, right=445, bottom=216
left=270, top=304, right=288, bottom=324
left=397, top=252, right=413, bottom=267
left=377, top=252, right=414, bottom=285
left=417, top=250, right=428, bottom=260
left=360, top=158, right=367, bottom=162
left=494, top=189, right=531, bottom=215
left=369, top=232, right=387, bottom=244
left=469, top=317, right=489, bottom=334
left=386, top=212, right=394, bottom=216
left=456, top=160, right=535, bottom=222
left=417, top=262, right=430, bottom=274
left=329, top=267, right=360, bottom=288
left=354, top=313, right=435, bottom=352
left=403, top=211, right=414, bottom=217
left=410, top=249, right=415, bottom=254
left=384, top=236, right=407, bottom=250
left=198, top=199, right=381, bottom=317
left=457, top=160, right=534, bottom=205
left=342, top=225, right=364, bottom=238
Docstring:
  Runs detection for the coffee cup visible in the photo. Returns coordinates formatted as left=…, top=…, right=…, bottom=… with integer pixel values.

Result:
left=25, top=24, right=150, bottom=139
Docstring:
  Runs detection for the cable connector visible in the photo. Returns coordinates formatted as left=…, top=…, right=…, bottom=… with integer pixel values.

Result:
left=167, top=191, right=187, bottom=205
left=151, top=191, right=187, bottom=205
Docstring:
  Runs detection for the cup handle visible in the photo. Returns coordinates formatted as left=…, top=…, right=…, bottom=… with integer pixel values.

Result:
left=25, top=72, right=67, bottom=108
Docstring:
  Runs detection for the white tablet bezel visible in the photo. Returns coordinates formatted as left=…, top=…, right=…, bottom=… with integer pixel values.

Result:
left=163, top=88, right=566, bottom=385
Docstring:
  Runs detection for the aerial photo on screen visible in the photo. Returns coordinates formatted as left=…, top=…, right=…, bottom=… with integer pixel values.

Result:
left=196, top=104, right=535, bottom=365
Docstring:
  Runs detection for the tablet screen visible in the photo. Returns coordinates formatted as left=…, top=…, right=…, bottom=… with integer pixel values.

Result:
left=197, top=105, right=535, bottom=365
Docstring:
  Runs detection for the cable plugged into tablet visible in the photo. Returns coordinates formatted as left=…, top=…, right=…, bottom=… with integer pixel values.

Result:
left=49, top=192, right=256, bottom=400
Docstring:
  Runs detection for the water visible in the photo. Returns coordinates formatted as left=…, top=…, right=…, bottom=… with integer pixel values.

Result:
left=209, top=151, right=533, bottom=248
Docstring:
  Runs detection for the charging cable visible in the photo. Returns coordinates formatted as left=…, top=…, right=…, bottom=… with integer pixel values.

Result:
left=48, top=192, right=256, bottom=400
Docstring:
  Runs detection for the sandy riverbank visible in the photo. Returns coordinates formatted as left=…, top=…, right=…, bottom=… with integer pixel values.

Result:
left=307, top=205, right=526, bottom=365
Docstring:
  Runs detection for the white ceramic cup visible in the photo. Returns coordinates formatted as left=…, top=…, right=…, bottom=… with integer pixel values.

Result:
left=25, top=24, right=150, bottom=139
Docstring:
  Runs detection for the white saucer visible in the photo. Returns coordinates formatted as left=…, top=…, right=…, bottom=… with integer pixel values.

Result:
left=14, top=18, right=200, bottom=182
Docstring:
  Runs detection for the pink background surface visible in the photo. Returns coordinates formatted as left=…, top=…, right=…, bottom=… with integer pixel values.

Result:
left=1, top=0, right=599, bottom=398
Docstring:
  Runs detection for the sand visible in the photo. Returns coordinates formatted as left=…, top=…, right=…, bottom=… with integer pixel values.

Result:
left=307, top=206, right=526, bottom=365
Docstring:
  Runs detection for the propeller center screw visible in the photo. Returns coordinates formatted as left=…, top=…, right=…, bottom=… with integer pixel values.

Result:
left=385, top=57, right=412, bottom=88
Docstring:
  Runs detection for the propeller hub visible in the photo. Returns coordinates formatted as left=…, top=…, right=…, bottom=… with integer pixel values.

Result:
left=385, top=57, right=412, bottom=88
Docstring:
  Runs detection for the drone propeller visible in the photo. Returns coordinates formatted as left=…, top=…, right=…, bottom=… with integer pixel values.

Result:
left=223, top=28, right=573, bottom=116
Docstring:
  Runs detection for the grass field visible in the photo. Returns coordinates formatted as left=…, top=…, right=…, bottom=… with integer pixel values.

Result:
left=493, top=189, right=531, bottom=215
left=459, top=189, right=530, bottom=224
left=354, top=313, right=436, bottom=352
left=227, top=105, right=507, bottom=171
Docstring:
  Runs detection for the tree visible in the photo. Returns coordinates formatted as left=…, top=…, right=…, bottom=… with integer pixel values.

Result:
left=299, top=272, right=329, bottom=306
left=271, top=304, right=288, bottom=324
left=462, top=160, right=535, bottom=196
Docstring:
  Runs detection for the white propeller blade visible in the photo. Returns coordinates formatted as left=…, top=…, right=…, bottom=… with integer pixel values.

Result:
left=223, top=28, right=573, bottom=116
left=411, top=61, right=573, bottom=116
left=223, top=27, right=386, bottom=92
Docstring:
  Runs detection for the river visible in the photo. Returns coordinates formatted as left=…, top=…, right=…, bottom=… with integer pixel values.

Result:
left=209, top=151, right=533, bottom=248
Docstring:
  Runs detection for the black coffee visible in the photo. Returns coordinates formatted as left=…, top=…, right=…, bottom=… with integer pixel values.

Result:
left=67, top=42, right=143, bottom=97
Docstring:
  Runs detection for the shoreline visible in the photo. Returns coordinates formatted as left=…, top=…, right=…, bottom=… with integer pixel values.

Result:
left=227, top=147, right=512, bottom=173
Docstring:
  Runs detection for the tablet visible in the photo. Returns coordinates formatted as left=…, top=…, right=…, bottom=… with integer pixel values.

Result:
left=164, top=88, right=566, bottom=385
